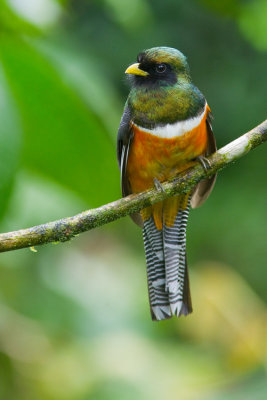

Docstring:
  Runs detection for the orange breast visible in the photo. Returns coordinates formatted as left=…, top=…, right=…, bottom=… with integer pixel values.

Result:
left=127, top=109, right=209, bottom=194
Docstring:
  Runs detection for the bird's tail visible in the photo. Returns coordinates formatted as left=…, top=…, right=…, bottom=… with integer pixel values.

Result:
left=142, top=195, right=192, bottom=321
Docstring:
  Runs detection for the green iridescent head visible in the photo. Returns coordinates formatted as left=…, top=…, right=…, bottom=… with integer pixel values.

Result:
left=125, top=46, right=191, bottom=88
left=125, top=47, right=205, bottom=126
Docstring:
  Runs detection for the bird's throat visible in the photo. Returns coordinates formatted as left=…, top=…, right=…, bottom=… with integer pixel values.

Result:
left=128, top=83, right=205, bottom=129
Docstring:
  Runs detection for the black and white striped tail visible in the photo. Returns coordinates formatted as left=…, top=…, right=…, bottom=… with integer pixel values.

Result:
left=143, top=198, right=192, bottom=321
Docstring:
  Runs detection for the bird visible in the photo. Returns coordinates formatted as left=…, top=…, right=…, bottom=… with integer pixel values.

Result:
left=117, top=47, right=216, bottom=321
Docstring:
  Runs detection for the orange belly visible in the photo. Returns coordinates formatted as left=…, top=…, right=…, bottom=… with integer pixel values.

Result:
left=127, top=113, right=209, bottom=192
left=126, top=108, right=209, bottom=229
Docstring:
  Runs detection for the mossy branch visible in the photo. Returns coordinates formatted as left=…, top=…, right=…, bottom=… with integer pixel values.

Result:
left=0, top=119, right=266, bottom=253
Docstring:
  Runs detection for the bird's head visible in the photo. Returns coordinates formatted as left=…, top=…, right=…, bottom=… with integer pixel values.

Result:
left=125, top=47, right=191, bottom=89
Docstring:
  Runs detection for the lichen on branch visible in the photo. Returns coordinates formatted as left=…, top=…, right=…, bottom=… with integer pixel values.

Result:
left=0, top=119, right=266, bottom=253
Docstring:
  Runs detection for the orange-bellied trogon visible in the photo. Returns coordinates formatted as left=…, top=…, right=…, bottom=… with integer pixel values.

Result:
left=117, top=47, right=216, bottom=321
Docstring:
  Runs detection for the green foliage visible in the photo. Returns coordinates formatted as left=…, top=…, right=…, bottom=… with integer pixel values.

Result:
left=0, top=0, right=266, bottom=399
left=0, top=0, right=39, bottom=35
left=238, top=0, right=267, bottom=51
left=0, top=64, right=21, bottom=218
left=199, top=0, right=267, bottom=51
left=1, top=36, right=119, bottom=206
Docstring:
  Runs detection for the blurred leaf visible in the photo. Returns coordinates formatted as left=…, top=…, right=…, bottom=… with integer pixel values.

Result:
left=102, top=0, right=153, bottom=30
left=197, top=0, right=241, bottom=17
left=7, top=0, right=62, bottom=28
left=0, top=352, right=15, bottom=399
left=198, top=0, right=267, bottom=52
left=0, top=0, right=39, bottom=35
left=238, top=0, right=267, bottom=51
left=2, top=171, right=87, bottom=230
left=0, top=63, right=21, bottom=219
left=32, top=36, right=122, bottom=140
left=0, top=35, right=120, bottom=207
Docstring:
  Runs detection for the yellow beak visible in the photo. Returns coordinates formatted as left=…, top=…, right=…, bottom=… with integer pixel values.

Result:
left=125, top=63, right=149, bottom=76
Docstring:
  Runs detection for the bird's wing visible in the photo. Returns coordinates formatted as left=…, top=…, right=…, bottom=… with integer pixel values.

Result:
left=191, top=111, right=217, bottom=208
left=117, top=104, right=143, bottom=227
left=117, top=104, right=133, bottom=196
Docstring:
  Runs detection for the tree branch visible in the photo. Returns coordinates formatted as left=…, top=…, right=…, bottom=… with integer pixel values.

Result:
left=0, top=119, right=266, bottom=253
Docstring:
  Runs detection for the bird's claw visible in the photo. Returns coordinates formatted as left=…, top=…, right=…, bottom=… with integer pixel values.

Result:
left=154, top=178, right=165, bottom=193
left=195, top=155, right=211, bottom=173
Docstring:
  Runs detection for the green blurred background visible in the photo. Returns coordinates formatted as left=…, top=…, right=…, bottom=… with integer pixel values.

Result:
left=0, top=0, right=267, bottom=399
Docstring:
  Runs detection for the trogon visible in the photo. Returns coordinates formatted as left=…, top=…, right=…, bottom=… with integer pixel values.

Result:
left=117, top=47, right=216, bottom=321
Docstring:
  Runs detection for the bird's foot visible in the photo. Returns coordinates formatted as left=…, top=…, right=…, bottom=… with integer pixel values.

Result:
left=153, top=178, right=165, bottom=193
left=195, top=155, right=211, bottom=173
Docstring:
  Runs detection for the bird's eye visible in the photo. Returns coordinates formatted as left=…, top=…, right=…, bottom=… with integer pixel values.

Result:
left=155, top=63, right=166, bottom=73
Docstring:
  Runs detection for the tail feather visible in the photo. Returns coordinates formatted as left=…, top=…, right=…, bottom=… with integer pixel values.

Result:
left=143, top=196, right=192, bottom=321
left=181, top=254, right=192, bottom=315
left=143, top=217, right=171, bottom=320
left=163, top=201, right=191, bottom=316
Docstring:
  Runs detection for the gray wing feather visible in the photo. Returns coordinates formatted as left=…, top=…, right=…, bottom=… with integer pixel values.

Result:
left=117, top=104, right=143, bottom=227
